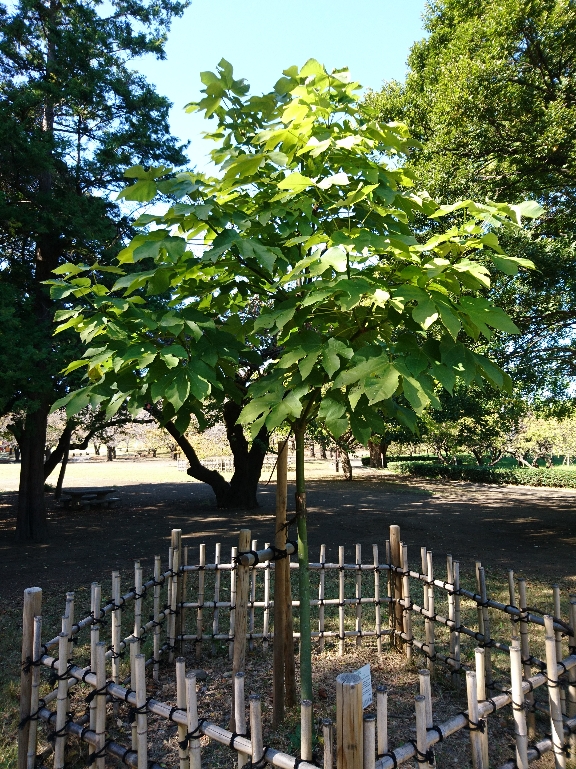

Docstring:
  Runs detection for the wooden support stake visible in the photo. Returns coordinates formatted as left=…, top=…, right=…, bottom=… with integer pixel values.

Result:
left=249, top=538, right=257, bottom=652
left=53, top=632, right=69, bottom=769
left=474, top=647, right=489, bottom=769
left=212, top=544, right=221, bottom=657
left=373, top=545, right=382, bottom=658
left=385, top=540, right=392, bottom=649
left=172, top=529, right=183, bottom=653
left=553, top=585, right=566, bottom=715
left=249, top=694, right=264, bottom=769
left=322, top=719, right=334, bottom=769
left=229, top=546, right=237, bottom=661
left=447, top=554, right=454, bottom=653
left=129, top=637, right=138, bottom=751
left=301, top=699, right=313, bottom=762
left=135, top=652, right=147, bottom=769
left=401, top=544, right=412, bottom=661
left=425, top=551, right=435, bottom=675
left=376, top=685, right=388, bottom=758
left=196, top=543, right=205, bottom=658
left=339, top=546, right=345, bottom=656
left=152, top=558, right=161, bottom=682
left=186, top=672, right=202, bottom=769
left=90, top=624, right=99, bottom=752
left=415, top=695, right=433, bottom=769
left=64, top=592, right=75, bottom=660
left=112, top=571, right=122, bottom=685
left=518, top=578, right=536, bottom=738
left=90, top=582, right=101, bottom=666
left=336, top=672, right=363, bottom=769
left=508, top=570, right=517, bottom=636
left=478, top=567, right=492, bottom=689
left=231, top=529, right=251, bottom=729
left=509, top=637, right=528, bottom=769
left=418, top=670, right=432, bottom=730
left=544, top=615, right=567, bottom=769
left=234, top=672, right=248, bottom=769
left=134, top=562, right=143, bottom=647
left=355, top=544, right=362, bottom=646
left=568, top=596, right=576, bottom=755
left=176, top=658, right=188, bottom=769
left=466, top=670, right=484, bottom=769
left=182, top=545, right=189, bottom=649
left=363, top=713, right=375, bottom=769
left=319, top=544, right=326, bottom=655
left=263, top=542, right=271, bottom=651
left=452, top=561, right=461, bottom=687
left=27, top=615, right=42, bottom=769
left=475, top=562, right=484, bottom=639
left=389, top=525, right=403, bottom=652
left=94, top=641, right=107, bottom=769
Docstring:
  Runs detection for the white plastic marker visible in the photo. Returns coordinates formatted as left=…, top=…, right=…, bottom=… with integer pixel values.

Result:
left=355, top=664, right=372, bottom=709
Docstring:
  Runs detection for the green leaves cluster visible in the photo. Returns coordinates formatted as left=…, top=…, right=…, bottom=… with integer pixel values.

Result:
left=50, top=58, right=539, bottom=445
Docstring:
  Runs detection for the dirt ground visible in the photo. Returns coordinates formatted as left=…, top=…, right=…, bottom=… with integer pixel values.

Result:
left=1, top=459, right=576, bottom=600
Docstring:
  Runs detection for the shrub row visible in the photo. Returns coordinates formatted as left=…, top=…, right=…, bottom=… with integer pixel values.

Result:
left=361, top=454, right=435, bottom=466
left=389, top=461, right=576, bottom=488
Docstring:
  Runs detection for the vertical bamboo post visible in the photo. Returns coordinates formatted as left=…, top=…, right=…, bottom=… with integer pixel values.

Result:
left=273, top=440, right=288, bottom=726
left=186, top=671, right=201, bottom=769
left=129, top=637, right=138, bottom=751
left=64, top=592, right=75, bottom=659
left=229, top=546, right=237, bottom=661
left=231, top=529, right=251, bottom=729
left=466, top=670, right=484, bottom=769
left=419, top=670, right=432, bottom=730
left=301, top=699, right=313, bottom=762
left=249, top=695, right=264, bottom=769
left=475, top=562, right=485, bottom=639
left=447, top=554, right=454, bottom=652
left=363, top=713, right=376, bottom=769
left=425, top=551, right=435, bottom=675
left=94, top=641, right=107, bottom=769
left=474, top=647, right=489, bottom=769
left=478, top=567, right=492, bottom=690
left=212, top=544, right=221, bottom=657
left=27, top=615, right=42, bottom=769
left=509, top=637, right=528, bottom=769
left=90, top=582, right=101, bottom=665
left=568, top=596, right=576, bottom=756
left=176, top=657, right=188, bottom=769
left=248, top=539, right=257, bottom=652
left=263, top=542, right=271, bottom=651
left=112, top=571, right=122, bottom=685
left=401, top=544, right=412, bottom=661
left=336, top=673, right=363, bottom=769
left=373, top=545, right=382, bottom=658
left=134, top=562, right=143, bottom=651
left=19, top=587, right=43, bottom=769
left=172, top=529, right=183, bottom=652
left=518, top=578, right=535, bottom=738
left=385, top=540, right=392, bottom=650
left=452, top=561, right=461, bottom=687
left=89, top=623, right=99, bottom=752
left=182, top=545, right=189, bottom=648
left=553, top=585, right=566, bottom=715
left=152, top=558, right=161, bottom=682
left=339, top=546, right=346, bottom=656
left=544, top=615, right=567, bottom=769
left=508, top=570, right=517, bottom=636
left=376, top=685, right=388, bottom=758
left=355, top=544, right=362, bottom=647
left=415, top=695, right=433, bottom=769
left=285, top=549, right=297, bottom=708
left=135, top=652, right=147, bottom=769
left=196, top=543, right=205, bottom=658
left=53, top=632, right=69, bottom=769
left=319, top=544, right=326, bottom=655
left=234, top=672, right=248, bottom=769
left=389, top=525, right=403, bottom=652
left=323, top=719, right=334, bottom=769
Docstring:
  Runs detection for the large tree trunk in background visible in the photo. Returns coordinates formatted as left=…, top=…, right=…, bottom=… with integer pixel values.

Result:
left=380, top=439, right=390, bottom=469
left=368, top=440, right=382, bottom=468
left=16, top=404, right=50, bottom=541
left=342, top=451, right=352, bottom=480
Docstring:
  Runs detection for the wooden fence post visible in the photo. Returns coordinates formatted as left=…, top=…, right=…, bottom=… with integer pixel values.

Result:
left=466, top=670, right=484, bottom=769
left=389, top=526, right=403, bottom=651
left=336, top=672, right=363, bottom=769
left=18, top=586, right=42, bottom=769
left=230, top=529, right=251, bottom=729
left=323, top=719, right=334, bottom=769
left=544, top=615, right=567, bottom=769
left=363, top=713, right=376, bottom=769
left=509, top=637, right=528, bottom=769
left=301, top=699, right=313, bottom=762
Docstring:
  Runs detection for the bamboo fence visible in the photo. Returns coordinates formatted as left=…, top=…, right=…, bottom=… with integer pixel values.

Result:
left=18, top=524, right=576, bottom=769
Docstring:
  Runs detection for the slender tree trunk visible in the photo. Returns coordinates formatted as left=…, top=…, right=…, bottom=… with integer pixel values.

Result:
left=320, top=443, right=326, bottom=459
left=380, top=439, right=390, bottom=468
left=16, top=405, right=49, bottom=542
left=295, top=423, right=312, bottom=701
left=342, top=451, right=352, bottom=480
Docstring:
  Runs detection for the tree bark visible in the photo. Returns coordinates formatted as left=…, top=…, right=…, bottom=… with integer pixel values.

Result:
left=342, top=451, right=352, bottom=480
left=15, top=404, right=50, bottom=542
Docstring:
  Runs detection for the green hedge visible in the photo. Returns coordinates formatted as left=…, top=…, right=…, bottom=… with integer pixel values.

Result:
left=389, top=461, right=576, bottom=488
left=361, top=454, right=435, bottom=466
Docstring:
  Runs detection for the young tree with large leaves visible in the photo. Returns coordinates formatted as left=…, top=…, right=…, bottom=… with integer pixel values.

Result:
left=0, top=0, right=188, bottom=540
left=53, top=59, right=539, bottom=700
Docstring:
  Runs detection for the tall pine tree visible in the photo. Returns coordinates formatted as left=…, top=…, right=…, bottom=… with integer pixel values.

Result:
left=0, top=0, right=188, bottom=540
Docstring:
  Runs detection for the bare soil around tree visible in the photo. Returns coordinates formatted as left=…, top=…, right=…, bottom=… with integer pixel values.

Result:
left=1, top=460, right=575, bottom=600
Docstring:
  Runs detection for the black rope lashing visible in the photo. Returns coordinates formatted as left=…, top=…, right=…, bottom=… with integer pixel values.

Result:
left=244, top=747, right=269, bottom=769
left=22, top=655, right=44, bottom=674
left=378, top=750, right=398, bottom=767
left=85, top=681, right=111, bottom=703
left=229, top=730, right=250, bottom=748
left=119, top=746, right=133, bottom=765
left=18, top=699, right=47, bottom=729
left=48, top=714, right=74, bottom=742
left=168, top=706, right=185, bottom=722
left=178, top=719, right=207, bottom=749
left=87, top=740, right=112, bottom=765
left=460, top=712, right=486, bottom=732
left=410, top=740, right=435, bottom=765
left=235, top=550, right=260, bottom=566
left=293, top=756, right=321, bottom=768
left=481, top=698, right=499, bottom=715
left=427, top=724, right=444, bottom=742
left=89, top=611, right=108, bottom=627
left=128, top=698, right=153, bottom=724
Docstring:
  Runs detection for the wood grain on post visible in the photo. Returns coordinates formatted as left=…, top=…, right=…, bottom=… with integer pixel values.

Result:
left=466, top=671, right=484, bottom=769
left=518, top=578, right=536, bottom=738
left=474, top=648, right=489, bottom=769
left=544, top=615, right=567, bottom=769
left=231, top=529, right=251, bottom=729
left=54, top=632, right=69, bottom=769
left=389, top=526, right=403, bottom=651
left=186, top=672, right=201, bottom=769
left=249, top=694, right=264, bottom=768
left=26, top=615, right=42, bottom=769
left=176, top=658, right=188, bottom=769
left=18, top=586, right=42, bottom=769
left=415, top=695, right=433, bottom=769
left=322, top=719, right=334, bottom=769
left=135, top=652, right=147, bottom=769
left=509, top=638, right=528, bottom=769
left=376, top=685, right=388, bottom=758
left=336, top=672, right=363, bottom=769
left=301, top=699, right=313, bottom=762
left=95, top=641, right=107, bottom=769
left=234, top=672, right=248, bottom=769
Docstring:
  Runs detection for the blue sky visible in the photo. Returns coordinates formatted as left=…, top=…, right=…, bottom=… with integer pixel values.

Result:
left=135, top=0, right=427, bottom=170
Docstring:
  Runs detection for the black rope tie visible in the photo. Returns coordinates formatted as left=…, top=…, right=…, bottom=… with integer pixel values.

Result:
left=244, top=747, right=269, bottom=769
left=229, top=731, right=250, bottom=748
left=378, top=750, right=398, bottom=767
left=427, top=724, right=444, bottom=743
left=18, top=699, right=47, bottom=729
left=168, top=706, right=185, bottom=722
left=87, top=740, right=112, bottom=765
left=460, top=712, right=486, bottom=733
left=22, top=655, right=44, bottom=674
left=128, top=698, right=153, bottom=723
left=178, top=719, right=207, bottom=749
left=235, top=550, right=260, bottom=566
left=482, top=698, right=499, bottom=714
left=293, top=756, right=321, bottom=768
left=48, top=714, right=74, bottom=742
left=411, top=741, right=435, bottom=765
left=85, top=681, right=111, bottom=704
left=120, top=746, right=133, bottom=765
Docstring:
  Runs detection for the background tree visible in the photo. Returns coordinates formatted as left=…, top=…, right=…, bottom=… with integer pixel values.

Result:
left=369, top=0, right=576, bottom=395
left=0, top=0, right=188, bottom=540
